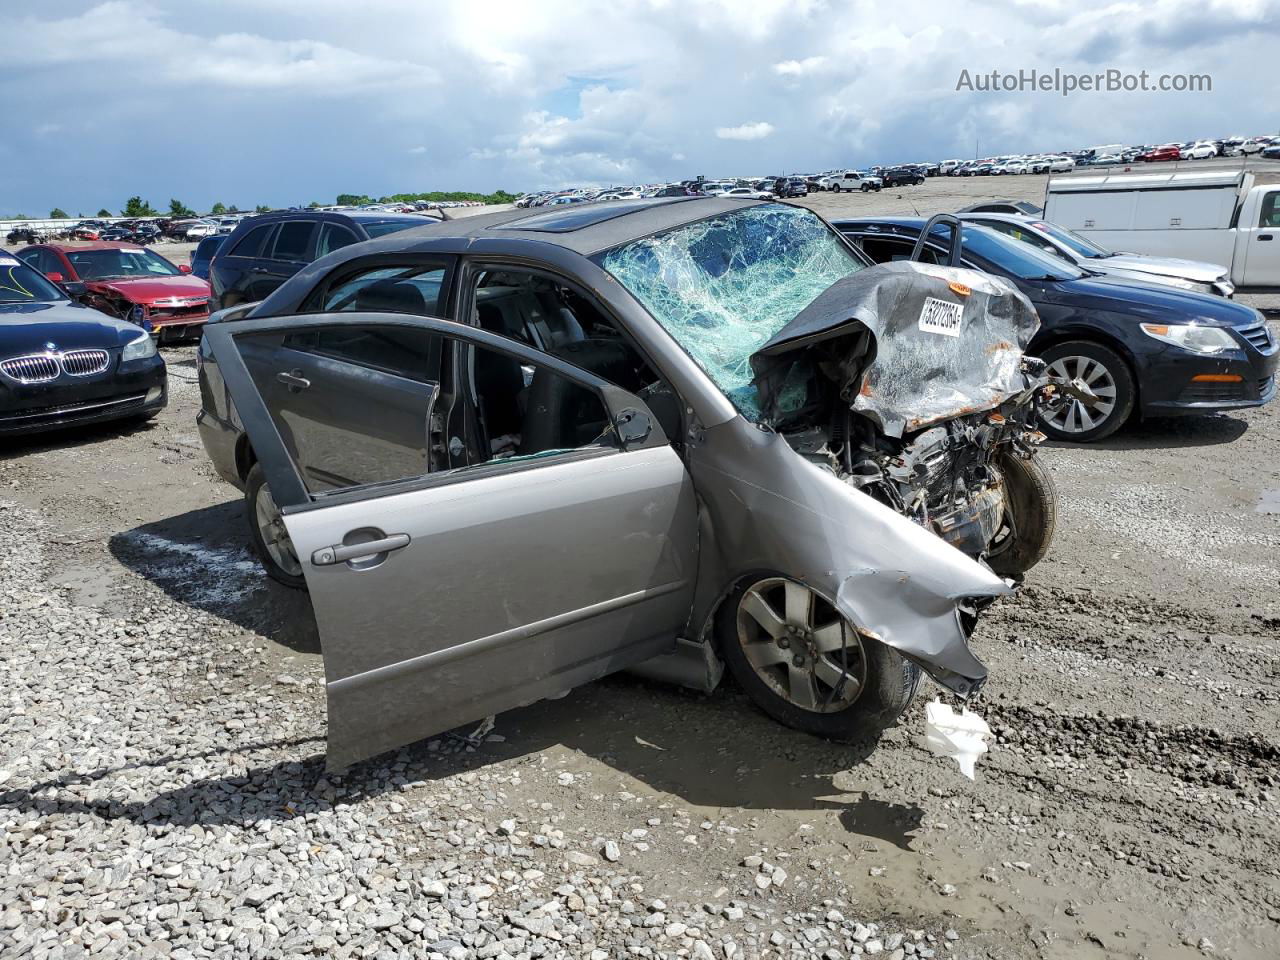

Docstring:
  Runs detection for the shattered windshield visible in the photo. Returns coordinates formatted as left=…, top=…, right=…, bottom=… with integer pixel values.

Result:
left=601, top=204, right=863, bottom=416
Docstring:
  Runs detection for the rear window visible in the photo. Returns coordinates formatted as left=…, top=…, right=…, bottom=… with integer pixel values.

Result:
left=195, top=236, right=226, bottom=259
left=271, top=221, right=316, bottom=262
left=361, top=219, right=426, bottom=239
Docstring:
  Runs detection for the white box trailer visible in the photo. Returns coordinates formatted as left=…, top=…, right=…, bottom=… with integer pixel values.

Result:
left=1044, top=170, right=1280, bottom=293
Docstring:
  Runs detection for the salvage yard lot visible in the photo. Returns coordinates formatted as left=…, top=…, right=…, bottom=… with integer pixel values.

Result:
left=2, top=173, right=1278, bottom=960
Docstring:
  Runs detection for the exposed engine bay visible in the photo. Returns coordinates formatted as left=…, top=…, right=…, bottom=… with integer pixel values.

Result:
left=782, top=370, right=1056, bottom=570
left=749, top=259, right=1083, bottom=577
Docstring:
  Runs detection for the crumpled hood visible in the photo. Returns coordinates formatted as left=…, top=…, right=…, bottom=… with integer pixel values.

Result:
left=1099, top=253, right=1229, bottom=283
left=750, top=260, right=1041, bottom=437
left=87, top=274, right=210, bottom=305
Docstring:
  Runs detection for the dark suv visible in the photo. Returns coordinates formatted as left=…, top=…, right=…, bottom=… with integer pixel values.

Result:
left=772, top=177, right=808, bottom=198
left=880, top=166, right=926, bottom=187
left=209, top=211, right=436, bottom=311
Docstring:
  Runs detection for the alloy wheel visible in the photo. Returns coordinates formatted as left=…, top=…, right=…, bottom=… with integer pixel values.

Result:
left=1044, top=355, right=1118, bottom=435
left=254, top=482, right=303, bottom=577
left=735, top=577, right=866, bottom=713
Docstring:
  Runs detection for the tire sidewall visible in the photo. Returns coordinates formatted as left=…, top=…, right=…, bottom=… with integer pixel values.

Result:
left=244, top=463, right=307, bottom=589
left=987, top=452, right=1058, bottom=578
left=716, top=577, right=920, bottom=741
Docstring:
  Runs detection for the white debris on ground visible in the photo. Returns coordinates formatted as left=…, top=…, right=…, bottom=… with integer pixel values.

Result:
left=0, top=498, right=964, bottom=959
left=921, top=701, right=993, bottom=780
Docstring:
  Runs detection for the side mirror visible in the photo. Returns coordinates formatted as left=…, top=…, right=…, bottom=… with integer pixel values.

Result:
left=46, top=271, right=65, bottom=284
left=178, top=263, right=193, bottom=274
left=61, top=281, right=88, bottom=300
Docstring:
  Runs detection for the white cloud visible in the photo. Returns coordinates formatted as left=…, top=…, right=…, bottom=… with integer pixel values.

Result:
left=715, top=122, right=776, bottom=141
left=0, top=0, right=1276, bottom=209
left=773, top=56, right=826, bottom=77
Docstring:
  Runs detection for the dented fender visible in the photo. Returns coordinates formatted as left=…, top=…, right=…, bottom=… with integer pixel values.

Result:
left=687, top=419, right=1011, bottom=695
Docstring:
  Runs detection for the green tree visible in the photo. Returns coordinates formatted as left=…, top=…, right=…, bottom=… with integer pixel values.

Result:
left=96, top=208, right=112, bottom=218
left=168, top=198, right=195, bottom=218
left=50, top=207, right=68, bottom=219
left=307, top=201, right=321, bottom=209
left=228, top=204, right=241, bottom=214
left=121, top=196, right=157, bottom=217
left=254, top=204, right=271, bottom=214
left=210, top=202, right=227, bottom=215
left=336, top=193, right=371, bottom=207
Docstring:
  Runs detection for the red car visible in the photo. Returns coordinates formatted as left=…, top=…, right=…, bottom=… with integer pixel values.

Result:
left=16, top=242, right=211, bottom=340
left=1139, top=144, right=1181, bottom=162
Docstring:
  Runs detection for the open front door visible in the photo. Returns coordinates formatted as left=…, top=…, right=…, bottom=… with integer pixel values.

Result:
left=206, top=312, right=700, bottom=769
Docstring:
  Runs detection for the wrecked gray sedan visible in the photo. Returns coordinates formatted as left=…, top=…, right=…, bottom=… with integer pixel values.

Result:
left=196, top=198, right=1047, bottom=770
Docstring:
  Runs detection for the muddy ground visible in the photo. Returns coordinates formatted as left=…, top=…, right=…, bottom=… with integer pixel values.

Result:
left=2, top=170, right=1278, bottom=959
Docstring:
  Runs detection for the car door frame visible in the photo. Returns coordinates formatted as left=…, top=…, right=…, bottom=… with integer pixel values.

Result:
left=205, top=310, right=700, bottom=769
left=205, top=309, right=676, bottom=509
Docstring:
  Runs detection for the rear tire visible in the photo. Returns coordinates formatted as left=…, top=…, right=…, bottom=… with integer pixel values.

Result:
left=1037, top=340, right=1135, bottom=442
left=831, top=184, right=840, bottom=193
left=718, top=575, right=920, bottom=741
left=986, top=453, right=1057, bottom=578
left=245, top=463, right=307, bottom=590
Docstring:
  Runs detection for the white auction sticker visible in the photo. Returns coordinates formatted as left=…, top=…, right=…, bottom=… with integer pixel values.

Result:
left=918, top=296, right=964, bottom=337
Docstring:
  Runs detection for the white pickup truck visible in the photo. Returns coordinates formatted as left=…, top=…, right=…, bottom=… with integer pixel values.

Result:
left=826, top=171, right=882, bottom=193
left=1044, top=170, right=1280, bottom=293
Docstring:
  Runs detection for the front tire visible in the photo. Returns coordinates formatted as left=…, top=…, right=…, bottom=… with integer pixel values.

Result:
left=986, top=453, right=1057, bottom=578
left=244, top=463, right=307, bottom=589
left=861, top=183, right=870, bottom=193
left=718, top=576, right=920, bottom=740
left=1038, top=340, right=1135, bottom=442
left=830, top=184, right=840, bottom=193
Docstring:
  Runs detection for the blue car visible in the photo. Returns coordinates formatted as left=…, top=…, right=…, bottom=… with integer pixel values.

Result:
left=190, top=235, right=226, bottom=280
left=834, top=217, right=1277, bottom=441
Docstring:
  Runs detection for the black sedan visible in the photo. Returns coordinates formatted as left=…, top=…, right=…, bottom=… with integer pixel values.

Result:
left=0, top=253, right=166, bottom=435
left=833, top=217, right=1277, bottom=441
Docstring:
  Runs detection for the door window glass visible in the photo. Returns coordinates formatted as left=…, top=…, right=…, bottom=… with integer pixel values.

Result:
left=314, top=264, right=446, bottom=316
left=1259, top=192, right=1280, bottom=228
left=229, top=224, right=276, bottom=258
left=235, top=324, right=445, bottom=494
left=270, top=221, right=316, bottom=262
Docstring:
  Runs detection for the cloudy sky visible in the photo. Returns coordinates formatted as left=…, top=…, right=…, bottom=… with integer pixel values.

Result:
left=1, top=0, right=1276, bottom=214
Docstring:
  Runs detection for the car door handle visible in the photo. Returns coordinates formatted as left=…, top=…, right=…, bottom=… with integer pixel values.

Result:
left=312, top=533, right=410, bottom=567
left=276, top=370, right=310, bottom=391
left=1259, top=234, right=1273, bottom=241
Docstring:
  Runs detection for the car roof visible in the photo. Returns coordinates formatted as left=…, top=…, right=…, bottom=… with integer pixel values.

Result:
left=342, top=196, right=770, bottom=257
left=956, top=212, right=1037, bottom=224
left=36, top=241, right=146, bottom=251
left=830, top=216, right=926, bottom=232
left=343, top=213, right=429, bottom=223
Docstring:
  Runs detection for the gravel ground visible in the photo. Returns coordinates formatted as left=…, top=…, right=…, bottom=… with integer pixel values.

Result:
left=1, top=172, right=1278, bottom=959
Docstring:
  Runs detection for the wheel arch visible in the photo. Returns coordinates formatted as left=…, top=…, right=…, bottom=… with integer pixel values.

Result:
left=235, top=432, right=257, bottom=484
left=1030, top=324, right=1142, bottom=406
